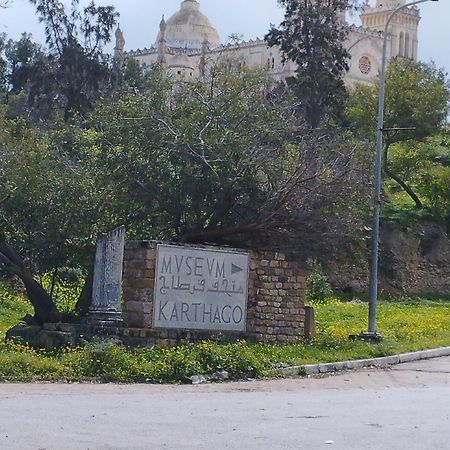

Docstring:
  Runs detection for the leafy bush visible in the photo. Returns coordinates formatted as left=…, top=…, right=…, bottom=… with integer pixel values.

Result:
left=305, top=258, right=333, bottom=303
left=194, top=341, right=264, bottom=379
left=63, top=340, right=141, bottom=382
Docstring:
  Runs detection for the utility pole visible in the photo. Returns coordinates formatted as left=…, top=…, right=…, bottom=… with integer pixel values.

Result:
left=362, top=0, right=439, bottom=342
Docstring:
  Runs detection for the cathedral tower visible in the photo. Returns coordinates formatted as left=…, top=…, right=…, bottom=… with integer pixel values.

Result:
left=360, top=0, right=421, bottom=60
left=114, top=24, right=125, bottom=57
left=157, top=16, right=168, bottom=65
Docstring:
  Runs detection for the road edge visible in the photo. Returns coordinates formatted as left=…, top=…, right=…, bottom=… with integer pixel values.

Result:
left=280, top=346, right=450, bottom=376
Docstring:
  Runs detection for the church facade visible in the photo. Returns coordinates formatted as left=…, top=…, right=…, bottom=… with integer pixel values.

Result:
left=114, top=0, right=421, bottom=86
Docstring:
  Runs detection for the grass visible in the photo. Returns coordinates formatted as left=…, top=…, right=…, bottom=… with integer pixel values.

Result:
left=315, top=297, right=450, bottom=355
left=0, top=283, right=32, bottom=341
left=1, top=282, right=450, bottom=383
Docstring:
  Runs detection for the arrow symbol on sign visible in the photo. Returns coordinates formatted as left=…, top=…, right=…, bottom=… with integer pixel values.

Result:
left=231, top=263, right=243, bottom=275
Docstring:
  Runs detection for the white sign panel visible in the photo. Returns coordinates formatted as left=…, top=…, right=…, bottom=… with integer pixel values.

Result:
left=154, top=244, right=249, bottom=331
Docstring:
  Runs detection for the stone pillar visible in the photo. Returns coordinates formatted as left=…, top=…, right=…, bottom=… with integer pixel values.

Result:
left=88, top=226, right=125, bottom=325
left=304, top=306, right=316, bottom=339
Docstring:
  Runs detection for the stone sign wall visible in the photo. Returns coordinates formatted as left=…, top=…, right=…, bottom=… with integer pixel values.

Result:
left=123, top=241, right=306, bottom=344
left=154, top=244, right=249, bottom=332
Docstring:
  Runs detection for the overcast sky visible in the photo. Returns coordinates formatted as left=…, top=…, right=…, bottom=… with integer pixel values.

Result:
left=0, top=0, right=448, bottom=75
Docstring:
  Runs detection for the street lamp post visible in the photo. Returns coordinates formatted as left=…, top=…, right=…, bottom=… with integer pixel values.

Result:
left=364, top=0, right=439, bottom=340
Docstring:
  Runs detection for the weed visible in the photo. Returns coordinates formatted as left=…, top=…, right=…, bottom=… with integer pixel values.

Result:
left=1, top=283, right=450, bottom=383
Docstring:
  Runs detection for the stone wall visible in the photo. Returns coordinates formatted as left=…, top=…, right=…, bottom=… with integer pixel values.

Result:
left=122, top=241, right=306, bottom=344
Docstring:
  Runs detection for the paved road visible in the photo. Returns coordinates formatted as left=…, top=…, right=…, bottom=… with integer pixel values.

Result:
left=0, top=357, right=450, bottom=450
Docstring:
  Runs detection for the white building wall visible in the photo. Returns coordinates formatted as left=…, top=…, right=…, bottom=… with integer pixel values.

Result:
left=129, top=28, right=384, bottom=88
left=125, top=1, right=421, bottom=89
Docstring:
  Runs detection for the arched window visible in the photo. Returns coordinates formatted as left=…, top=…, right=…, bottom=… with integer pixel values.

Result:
left=399, top=32, right=404, bottom=57
left=405, top=33, right=410, bottom=58
left=271, top=57, right=275, bottom=69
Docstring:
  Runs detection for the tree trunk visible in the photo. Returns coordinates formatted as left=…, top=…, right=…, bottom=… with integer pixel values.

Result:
left=0, top=237, right=61, bottom=325
left=383, top=142, right=423, bottom=209
left=75, top=270, right=94, bottom=316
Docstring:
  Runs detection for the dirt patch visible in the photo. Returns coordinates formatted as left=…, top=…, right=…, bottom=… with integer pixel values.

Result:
left=307, top=221, right=450, bottom=295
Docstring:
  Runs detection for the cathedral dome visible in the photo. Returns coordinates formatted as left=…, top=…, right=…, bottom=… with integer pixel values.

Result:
left=156, top=0, right=221, bottom=51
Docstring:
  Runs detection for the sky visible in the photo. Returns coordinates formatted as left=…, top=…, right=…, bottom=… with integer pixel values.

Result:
left=0, top=0, right=449, bottom=75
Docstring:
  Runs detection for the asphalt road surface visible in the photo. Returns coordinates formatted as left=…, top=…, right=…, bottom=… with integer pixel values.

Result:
left=1, top=356, right=449, bottom=450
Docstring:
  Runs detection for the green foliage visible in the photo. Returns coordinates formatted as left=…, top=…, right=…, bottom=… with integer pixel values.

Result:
left=0, top=339, right=265, bottom=383
left=388, top=134, right=450, bottom=218
left=0, top=62, right=360, bottom=287
left=16, top=0, right=120, bottom=120
left=382, top=204, right=440, bottom=224
left=0, top=32, right=42, bottom=95
left=85, top=66, right=286, bottom=239
left=109, top=56, right=156, bottom=92
left=305, top=259, right=333, bottom=303
left=0, top=4, right=152, bottom=121
left=0, top=283, right=32, bottom=339
left=347, top=58, right=450, bottom=217
left=0, top=113, right=102, bottom=273
left=315, top=297, right=450, bottom=348
left=0, top=342, right=66, bottom=382
left=41, top=271, right=83, bottom=313
left=347, top=58, right=449, bottom=142
left=191, top=341, right=263, bottom=380
left=59, top=65, right=355, bottom=244
left=63, top=340, right=141, bottom=382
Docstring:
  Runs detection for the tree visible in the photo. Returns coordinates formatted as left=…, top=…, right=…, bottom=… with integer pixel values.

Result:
left=0, top=116, right=102, bottom=273
left=266, top=0, right=357, bottom=128
left=0, top=111, right=105, bottom=322
left=24, top=0, right=118, bottom=121
left=346, top=58, right=450, bottom=208
left=0, top=34, right=6, bottom=93
left=0, top=33, right=42, bottom=95
left=390, top=134, right=450, bottom=225
left=81, top=65, right=362, bottom=244
left=0, top=1, right=154, bottom=322
left=0, top=237, right=61, bottom=324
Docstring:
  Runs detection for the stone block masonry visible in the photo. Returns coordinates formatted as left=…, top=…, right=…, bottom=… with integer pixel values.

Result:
left=123, top=241, right=306, bottom=344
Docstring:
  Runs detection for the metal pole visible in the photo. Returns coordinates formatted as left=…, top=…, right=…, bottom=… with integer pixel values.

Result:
left=367, top=0, right=435, bottom=338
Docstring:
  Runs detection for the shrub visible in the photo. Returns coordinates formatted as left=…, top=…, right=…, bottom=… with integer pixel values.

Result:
left=134, top=341, right=265, bottom=383
left=305, top=258, right=333, bottom=303
left=0, top=342, right=66, bottom=381
left=62, top=340, right=141, bottom=382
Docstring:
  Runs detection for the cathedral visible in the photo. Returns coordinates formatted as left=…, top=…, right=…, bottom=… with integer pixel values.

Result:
left=114, top=0, right=421, bottom=86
